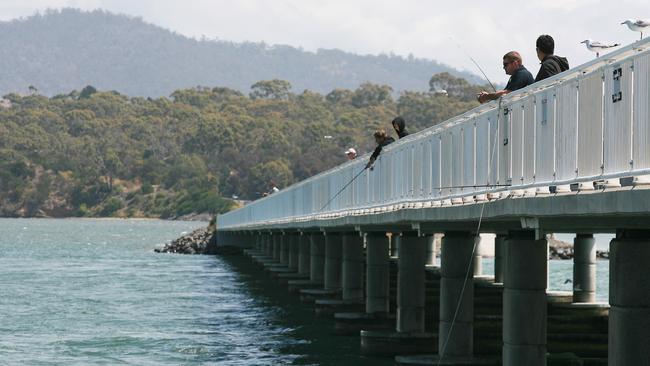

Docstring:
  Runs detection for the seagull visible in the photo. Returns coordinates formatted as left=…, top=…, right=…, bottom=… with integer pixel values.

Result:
left=580, top=39, right=620, bottom=58
left=621, top=19, right=650, bottom=40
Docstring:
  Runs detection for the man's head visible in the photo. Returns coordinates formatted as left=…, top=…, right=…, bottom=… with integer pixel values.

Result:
left=536, top=35, right=555, bottom=61
left=391, top=116, right=405, bottom=133
left=345, top=147, right=357, bottom=160
left=374, top=129, right=388, bottom=144
left=502, top=51, right=523, bottom=76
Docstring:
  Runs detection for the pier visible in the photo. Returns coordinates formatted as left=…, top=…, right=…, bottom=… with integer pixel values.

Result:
left=214, top=37, right=650, bottom=366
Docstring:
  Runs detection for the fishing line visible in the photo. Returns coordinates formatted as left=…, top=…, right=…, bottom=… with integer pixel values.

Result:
left=319, top=166, right=367, bottom=212
left=435, top=184, right=511, bottom=190
left=437, top=98, right=503, bottom=365
left=448, top=35, right=498, bottom=93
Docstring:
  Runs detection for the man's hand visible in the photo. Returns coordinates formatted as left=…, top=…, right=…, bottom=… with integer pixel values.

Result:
left=365, top=157, right=376, bottom=170
left=477, top=91, right=491, bottom=104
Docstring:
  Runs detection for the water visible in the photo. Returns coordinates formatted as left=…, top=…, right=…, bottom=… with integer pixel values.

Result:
left=0, top=219, right=390, bottom=366
left=0, top=219, right=610, bottom=365
left=481, top=257, right=609, bottom=302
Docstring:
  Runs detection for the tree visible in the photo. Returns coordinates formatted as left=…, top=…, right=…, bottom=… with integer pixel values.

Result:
left=103, top=149, right=123, bottom=191
left=0, top=73, right=479, bottom=218
left=249, top=160, right=293, bottom=197
left=429, top=73, right=487, bottom=102
left=79, top=85, right=98, bottom=99
left=249, top=79, right=293, bottom=100
left=326, top=89, right=353, bottom=105
left=397, top=91, right=478, bottom=131
left=351, top=83, right=393, bottom=108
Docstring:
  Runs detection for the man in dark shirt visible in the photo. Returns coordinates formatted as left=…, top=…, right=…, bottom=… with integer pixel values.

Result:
left=366, top=129, right=395, bottom=169
left=534, top=35, right=569, bottom=82
left=477, top=51, right=534, bottom=104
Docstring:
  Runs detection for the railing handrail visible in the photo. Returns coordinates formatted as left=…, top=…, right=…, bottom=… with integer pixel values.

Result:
left=219, top=37, right=650, bottom=230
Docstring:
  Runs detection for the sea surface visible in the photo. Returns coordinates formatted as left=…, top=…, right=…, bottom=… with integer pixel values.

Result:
left=0, top=219, right=609, bottom=365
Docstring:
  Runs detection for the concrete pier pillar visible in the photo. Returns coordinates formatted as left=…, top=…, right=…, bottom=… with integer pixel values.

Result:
left=266, top=235, right=273, bottom=257
left=573, top=234, right=596, bottom=303
left=310, top=234, right=326, bottom=284
left=288, top=234, right=299, bottom=270
left=397, top=232, right=427, bottom=333
left=494, top=234, right=506, bottom=283
left=609, top=230, right=650, bottom=365
left=439, top=231, right=476, bottom=357
left=254, top=235, right=260, bottom=250
left=324, top=233, right=343, bottom=291
left=503, top=230, right=547, bottom=366
left=426, top=235, right=437, bottom=266
left=298, top=234, right=311, bottom=276
left=391, top=233, right=400, bottom=257
left=342, top=233, right=364, bottom=302
left=280, top=234, right=289, bottom=265
left=473, top=237, right=482, bottom=276
left=366, top=232, right=390, bottom=315
left=273, top=235, right=281, bottom=261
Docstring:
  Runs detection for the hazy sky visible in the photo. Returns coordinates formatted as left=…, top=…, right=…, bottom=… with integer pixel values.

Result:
left=1, top=0, right=648, bottom=84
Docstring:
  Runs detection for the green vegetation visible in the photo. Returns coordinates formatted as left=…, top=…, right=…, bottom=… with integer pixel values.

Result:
left=0, top=8, right=483, bottom=97
left=0, top=73, right=483, bottom=218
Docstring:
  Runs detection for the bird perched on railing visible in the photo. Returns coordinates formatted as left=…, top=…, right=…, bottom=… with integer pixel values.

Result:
left=580, top=39, right=621, bottom=57
left=621, top=19, right=650, bottom=40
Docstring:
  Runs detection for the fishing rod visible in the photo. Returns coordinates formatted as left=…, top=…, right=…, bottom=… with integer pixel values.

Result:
left=448, top=35, right=498, bottom=93
left=319, top=166, right=368, bottom=212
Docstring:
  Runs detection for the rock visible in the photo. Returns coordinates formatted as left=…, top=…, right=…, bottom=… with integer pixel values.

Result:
left=155, top=226, right=214, bottom=255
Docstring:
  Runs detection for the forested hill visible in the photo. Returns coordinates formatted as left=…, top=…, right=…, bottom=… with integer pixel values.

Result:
left=0, top=8, right=483, bottom=97
left=0, top=74, right=485, bottom=218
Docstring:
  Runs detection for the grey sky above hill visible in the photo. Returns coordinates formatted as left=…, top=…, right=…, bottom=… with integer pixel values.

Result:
left=1, top=0, right=647, bottom=84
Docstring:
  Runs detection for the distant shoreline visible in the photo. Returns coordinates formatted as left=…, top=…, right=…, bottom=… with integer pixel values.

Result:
left=0, top=216, right=210, bottom=222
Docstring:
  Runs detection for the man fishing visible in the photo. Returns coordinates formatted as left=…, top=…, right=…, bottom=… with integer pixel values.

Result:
left=477, top=51, right=534, bottom=103
left=366, top=129, right=395, bottom=169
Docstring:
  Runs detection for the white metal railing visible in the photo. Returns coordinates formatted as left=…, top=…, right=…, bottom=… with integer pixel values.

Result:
left=218, top=37, right=650, bottom=230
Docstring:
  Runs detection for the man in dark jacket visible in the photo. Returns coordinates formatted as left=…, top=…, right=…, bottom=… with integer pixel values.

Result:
left=366, top=129, right=395, bottom=169
left=535, top=35, right=569, bottom=82
left=392, top=116, right=409, bottom=139
left=477, top=51, right=534, bottom=104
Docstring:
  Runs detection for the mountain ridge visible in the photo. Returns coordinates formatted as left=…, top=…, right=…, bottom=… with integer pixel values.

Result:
left=0, top=8, right=483, bottom=97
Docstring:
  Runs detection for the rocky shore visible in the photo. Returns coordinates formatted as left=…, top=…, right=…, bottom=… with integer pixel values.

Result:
left=154, top=226, right=215, bottom=254
left=548, top=236, right=609, bottom=260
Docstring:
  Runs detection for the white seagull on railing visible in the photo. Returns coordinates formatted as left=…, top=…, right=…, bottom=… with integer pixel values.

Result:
left=621, top=19, right=650, bottom=40
left=580, top=39, right=621, bottom=58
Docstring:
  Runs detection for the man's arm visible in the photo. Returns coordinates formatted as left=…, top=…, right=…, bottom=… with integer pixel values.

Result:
left=477, top=89, right=510, bottom=104
left=366, top=146, right=382, bottom=169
